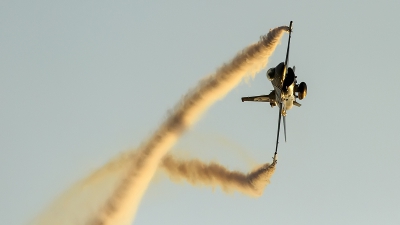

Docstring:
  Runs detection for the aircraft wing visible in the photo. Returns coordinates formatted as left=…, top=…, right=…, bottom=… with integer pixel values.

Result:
left=241, top=95, right=272, bottom=102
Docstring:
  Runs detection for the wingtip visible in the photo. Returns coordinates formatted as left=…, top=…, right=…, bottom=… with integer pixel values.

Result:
left=272, top=153, right=278, bottom=165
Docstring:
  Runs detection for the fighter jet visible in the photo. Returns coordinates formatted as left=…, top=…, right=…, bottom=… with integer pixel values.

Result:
left=241, top=21, right=307, bottom=159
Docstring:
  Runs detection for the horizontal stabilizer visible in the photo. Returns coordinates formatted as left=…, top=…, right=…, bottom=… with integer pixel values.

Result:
left=241, top=95, right=271, bottom=102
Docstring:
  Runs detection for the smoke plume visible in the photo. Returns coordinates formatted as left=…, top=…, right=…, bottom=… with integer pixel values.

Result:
left=32, top=25, right=288, bottom=225
left=161, top=154, right=276, bottom=197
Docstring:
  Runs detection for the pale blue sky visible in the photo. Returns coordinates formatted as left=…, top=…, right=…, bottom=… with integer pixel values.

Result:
left=1, top=1, right=400, bottom=225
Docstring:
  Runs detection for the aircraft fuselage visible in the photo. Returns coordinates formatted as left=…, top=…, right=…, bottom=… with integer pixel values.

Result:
left=269, top=62, right=296, bottom=115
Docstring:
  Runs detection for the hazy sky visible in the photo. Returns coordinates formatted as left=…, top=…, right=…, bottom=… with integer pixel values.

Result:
left=1, top=1, right=400, bottom=225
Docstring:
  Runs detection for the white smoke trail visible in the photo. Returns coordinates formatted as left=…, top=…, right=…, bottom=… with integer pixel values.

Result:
left=32, top=25, right=288, bottom=225
left=89, top=25, right=288, bottom=225
left=31, top=152, right=134, bottom=225
left=161, top=154, right=276, bottom=197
